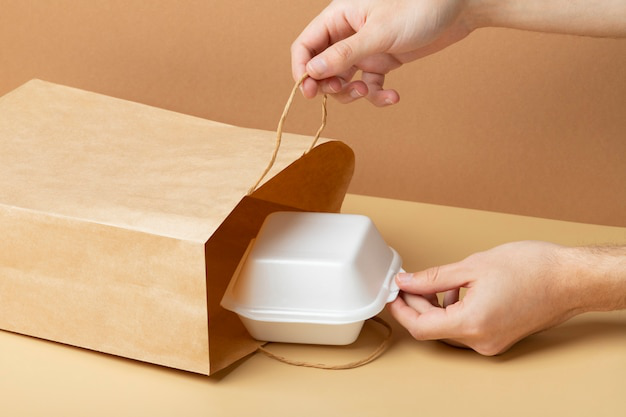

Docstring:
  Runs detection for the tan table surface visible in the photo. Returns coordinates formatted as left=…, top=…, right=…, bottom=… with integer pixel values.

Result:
left=2, top=194, right=624, bottom=417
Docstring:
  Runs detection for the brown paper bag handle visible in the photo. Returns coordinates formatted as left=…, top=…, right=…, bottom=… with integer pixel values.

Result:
left=247, top=73, right=328, bottom=195
left=256, top=315, right=392, bottom=370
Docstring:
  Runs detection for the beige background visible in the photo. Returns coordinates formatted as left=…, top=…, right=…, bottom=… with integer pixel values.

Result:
left=1, top=0, right=624, bottom=226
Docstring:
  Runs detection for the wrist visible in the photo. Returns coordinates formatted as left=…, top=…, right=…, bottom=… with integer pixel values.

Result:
left=463, top=0, right=501, bottom=30
left=556, top=245, right=626, bottom=314
left=464, top=0, right=528, bottom=31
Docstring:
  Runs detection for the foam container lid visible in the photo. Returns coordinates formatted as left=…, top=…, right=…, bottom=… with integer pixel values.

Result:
left=221, top=211, right=402, bottom=324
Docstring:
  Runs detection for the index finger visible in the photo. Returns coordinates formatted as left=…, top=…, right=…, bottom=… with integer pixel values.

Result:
left=396, top=261, right=472, bottom=295
left=290, top=13, right=334, bottom=97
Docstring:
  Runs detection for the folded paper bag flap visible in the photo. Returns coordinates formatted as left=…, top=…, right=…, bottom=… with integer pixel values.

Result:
left=250, top=141, right=355, bottom=213
left=207, top=141, right=355, bottom=374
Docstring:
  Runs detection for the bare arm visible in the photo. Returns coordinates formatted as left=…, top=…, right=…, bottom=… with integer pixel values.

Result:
left=470, top=0, right=626, bottom=38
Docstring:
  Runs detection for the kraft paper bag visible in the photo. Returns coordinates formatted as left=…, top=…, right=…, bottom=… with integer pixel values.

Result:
left=0, top=80, right=355, bottom=375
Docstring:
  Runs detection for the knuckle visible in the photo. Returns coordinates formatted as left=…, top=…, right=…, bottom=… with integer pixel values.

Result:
left=407, top=325, right=427, bottom=341
left=424, top=265, right=442, bottom=284
left=332, top=41, right=355, bottom=61
left=290, top=40, right=308, bottom=58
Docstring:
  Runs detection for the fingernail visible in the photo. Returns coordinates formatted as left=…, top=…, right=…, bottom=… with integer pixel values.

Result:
left=328, top=79, right=341, bottom=93
left=396, top=272, right=412, bottom=283
left=384, top=98, right=394, bottom=106
left=350, top=88, right=364, bottom=99
left=307, top=57, right=327, bottom=77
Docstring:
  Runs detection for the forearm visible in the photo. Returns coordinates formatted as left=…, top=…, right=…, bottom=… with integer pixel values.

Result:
left=467, top=0, right=626, bottom=37
left=558, top=245, right=626, bottom=314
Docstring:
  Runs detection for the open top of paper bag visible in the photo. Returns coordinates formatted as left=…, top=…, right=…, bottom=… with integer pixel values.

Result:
left=0, top=79, right=350, bottom=243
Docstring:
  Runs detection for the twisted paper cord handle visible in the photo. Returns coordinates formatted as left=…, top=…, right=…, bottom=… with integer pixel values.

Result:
left=257, top=316, right=393, bottom=370
left=247, top=73, right=328, bottom=195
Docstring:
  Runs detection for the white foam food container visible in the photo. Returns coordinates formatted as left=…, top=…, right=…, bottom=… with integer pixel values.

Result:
left=221, top=211, right=402, bottom=345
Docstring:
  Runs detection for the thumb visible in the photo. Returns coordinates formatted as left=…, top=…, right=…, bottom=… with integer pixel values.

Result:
left=396, top=263, right=469, bottom=295
left=305, top=27, right=383, bottom=79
